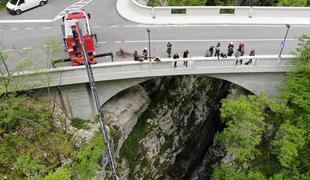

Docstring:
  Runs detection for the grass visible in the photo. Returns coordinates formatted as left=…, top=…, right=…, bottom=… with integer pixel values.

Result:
left=70, top=117, right=89, bottom=130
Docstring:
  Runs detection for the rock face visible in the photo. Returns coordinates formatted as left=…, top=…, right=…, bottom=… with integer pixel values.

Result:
left=103, top=85, right=150, bottom=156
left=102, top=76, right=231, bottom=179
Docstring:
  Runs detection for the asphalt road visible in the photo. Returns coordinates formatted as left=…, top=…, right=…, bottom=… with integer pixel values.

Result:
left=0, top=0, right=309, bottom=71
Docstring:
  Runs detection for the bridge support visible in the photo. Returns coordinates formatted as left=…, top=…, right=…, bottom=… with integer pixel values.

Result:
left=38, top=78, right=151, bottom=120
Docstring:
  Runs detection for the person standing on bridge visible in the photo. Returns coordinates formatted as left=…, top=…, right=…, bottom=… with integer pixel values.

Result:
left=227, top=42, right=234, bottom=57
left=173, top=52, right=180, bottom=68
left=214, top=42, right=221, bottom=59
left=142, top=47, right=148, bottom=60
left=205, top=46, right=214, bottom=57
left=237, top=42, right=245, bottom=56
left=166, top=42, right=172, bottom=58
left=183, top=50, right=190, bottom=67
left=245, top=49, right=255, bottom=65
left=133, top=50, right=140, bottom=61
left=235, top=50, right=242, bottom=65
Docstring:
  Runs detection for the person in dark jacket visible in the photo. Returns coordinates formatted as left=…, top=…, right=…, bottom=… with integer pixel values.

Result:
left=133, top=50, right=139, bottom=61
left=183, top=50, right=189, bottom=67
left=205, top=46, right=214, bottom=57
left=227, top=42, right=234, bottom=57
left=214, top=42, right=221, bottom=58
left=245, top=49, right=255, bottom=65
left=142, top=47, right=148, bottom=60
left=167, top=42, right=172, bottom=58
left=173, top=52, right=180, bottom=68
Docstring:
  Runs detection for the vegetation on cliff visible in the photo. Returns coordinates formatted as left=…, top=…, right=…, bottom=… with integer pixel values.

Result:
left=213, top=36, right=310, bottom=179
left=0, top=95, right=104, bottom=179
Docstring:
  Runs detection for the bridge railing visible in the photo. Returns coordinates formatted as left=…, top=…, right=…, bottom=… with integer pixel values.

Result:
left=0, top=55, right=294, bottom=91
left=130, top=0, right=310, bottom=18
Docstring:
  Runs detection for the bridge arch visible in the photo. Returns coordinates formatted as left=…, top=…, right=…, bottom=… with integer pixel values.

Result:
left=44, top=72, right=285, bottom=120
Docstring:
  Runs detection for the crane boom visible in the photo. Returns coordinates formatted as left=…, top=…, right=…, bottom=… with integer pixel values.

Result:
left=74, top=22, right=120, bottom=180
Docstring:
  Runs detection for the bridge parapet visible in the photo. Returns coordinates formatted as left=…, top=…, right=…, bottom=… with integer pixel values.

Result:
left=1, top=55, right=293, bottom=92
left=117, top=0, right=310, bottom=24
left=131, top=0, right=310, bottom=17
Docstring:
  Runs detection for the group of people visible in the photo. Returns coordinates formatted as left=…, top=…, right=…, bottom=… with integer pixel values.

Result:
left=133, top=41, right=256, bottom=66
left=205, top=42, right=255, bottom=65
left=133, top=48, right=148, bottom=61
left=172, top=49, right=190, bottom=68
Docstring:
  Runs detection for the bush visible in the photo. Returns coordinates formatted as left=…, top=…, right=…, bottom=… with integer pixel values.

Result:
left=70, top=117, right=89, bottom=130
left=0, top=0, right=9, bottom=9
left=0, top=95, right=74, bottom=178
left=71, top=133, right=104, bottom=179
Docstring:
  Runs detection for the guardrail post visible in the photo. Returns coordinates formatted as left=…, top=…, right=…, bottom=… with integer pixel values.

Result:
left=152, top=7, right=156, bottom=18
left=249, top=0, right=253, bottom=18
left=192, top=58, right=195, bottom=69
left=149, top=60, right=152, bottom=71
left=249, top=6, right=253, bottom=18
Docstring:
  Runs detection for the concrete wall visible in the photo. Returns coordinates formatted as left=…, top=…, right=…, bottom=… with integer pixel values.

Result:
left=130, top=0, right=310, bottom=18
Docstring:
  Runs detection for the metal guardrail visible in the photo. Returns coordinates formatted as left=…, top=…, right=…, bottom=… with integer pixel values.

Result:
left=0, top=55, right=294, bottom=91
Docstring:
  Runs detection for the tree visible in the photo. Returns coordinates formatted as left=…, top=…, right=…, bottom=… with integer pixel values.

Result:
left=216, top=94, right=267, bottom=169
left=213, top=36, right=310, bottom=179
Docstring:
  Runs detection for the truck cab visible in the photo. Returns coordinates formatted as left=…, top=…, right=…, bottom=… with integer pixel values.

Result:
left=63, top=10, right=96, bottom=66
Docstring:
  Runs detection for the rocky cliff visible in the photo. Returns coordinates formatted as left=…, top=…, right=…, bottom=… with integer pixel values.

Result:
left=102, top=75, right=231, bottom=179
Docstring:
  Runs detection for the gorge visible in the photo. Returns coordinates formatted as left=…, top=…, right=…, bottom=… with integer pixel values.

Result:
left=102, top=75, right=244, bottom=179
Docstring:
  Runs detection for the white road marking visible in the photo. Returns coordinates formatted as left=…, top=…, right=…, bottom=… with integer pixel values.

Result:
left=97, top=41, right=107, bottom=44
left=0, top=19, right=53, bottom=23
left=42, top=27, right=51, bottom=30
left=25, top=27, right=34, bottom=30
left=10, top=28, right=18, bottom=31
left=54, top=0, right=93, bottom=20
left=93, top=26, right=102, bottom=29
left=22, top=47, right=32, bottom=50
left=110, top=25, right=119, bottom=28
left=114, top=38, right=297, bottom=43
left=2, top=49, right=10, bottom=52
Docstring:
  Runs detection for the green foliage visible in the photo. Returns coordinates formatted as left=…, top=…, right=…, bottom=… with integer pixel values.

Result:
left=277, top=0, right=308, bottom=6
left=168, top=0, right=207, bottom=6
left=71, top=132, right=104, bottom=180
left=0, top=95, right=74, bottom=178
left=272, top=122, right=306, bottom=168
left=217, top=94, right=267, bottom=168
left=44, top=168, right=71, bottom=180
left=213, top=164, right=267, bottom=180
left=0, top=0, right=8, bottom=10
left=212, top=36, right=310, bottom=179
left=70, top=117, right=89, bottom=130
